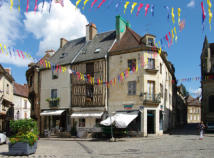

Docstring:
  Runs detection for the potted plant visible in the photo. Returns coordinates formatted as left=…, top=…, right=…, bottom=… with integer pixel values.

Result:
left=8, top=119, right=39, bottom=156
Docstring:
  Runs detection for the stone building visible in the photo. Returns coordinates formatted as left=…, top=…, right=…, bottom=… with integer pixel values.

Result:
left=106, top=16, right=177, bottom=136
left=186, top=96, right=201, bottom=123
left=26, top=51, right=52, bottom=133
left=13, top=83, right=31, bottom=120
left=201, top=36, right=214, bottom=123
left=0, top=65, right=14, bottom=132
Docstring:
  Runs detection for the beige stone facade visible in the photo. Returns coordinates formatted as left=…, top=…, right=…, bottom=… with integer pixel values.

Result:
left=187, top=106, right=201, bottom=123
left=0, top=65, right=14, bottom=132
left=109, top=45, right=174, bottom=136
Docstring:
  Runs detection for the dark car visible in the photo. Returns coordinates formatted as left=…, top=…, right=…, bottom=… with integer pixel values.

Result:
left=206, top=122, right=214, bottom=132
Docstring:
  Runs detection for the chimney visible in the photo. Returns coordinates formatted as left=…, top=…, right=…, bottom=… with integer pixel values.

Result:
left=60, top=38, right=68, bottom=48
left=45, top=49, right=55, bottom=56
left=86, top=23, right=97, bottom=41
left=116, top=15, right=131, bottom=41
left=5, top=68, right=11, bottom=75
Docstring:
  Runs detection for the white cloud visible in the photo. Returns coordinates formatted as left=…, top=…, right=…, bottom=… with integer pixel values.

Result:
left=187, top=0, right=195, bottom=8
left=189, top=87, right=201, bottom=97
left=24, top=0, right=89, bottom=56
left=0, top=49, right=34, bottom=67
left=0, top=3, right=22, bottom=46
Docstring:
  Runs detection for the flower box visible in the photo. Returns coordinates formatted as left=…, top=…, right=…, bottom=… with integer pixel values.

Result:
left=8, top=142, right=37, bottom=156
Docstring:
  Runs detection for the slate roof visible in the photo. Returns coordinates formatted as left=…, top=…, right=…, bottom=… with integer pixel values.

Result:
left=0, top=64, right=14, bottom=82
left=209, top=43, right=214, bottom=56
left=49, top=31, right=116, bottom=65
left=14, top=83, right=29, bottom=98
left=187, top=96, right=201, bottom=107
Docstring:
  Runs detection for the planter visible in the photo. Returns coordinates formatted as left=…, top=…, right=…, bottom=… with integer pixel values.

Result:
left=8, top=142, right=37, bottom=156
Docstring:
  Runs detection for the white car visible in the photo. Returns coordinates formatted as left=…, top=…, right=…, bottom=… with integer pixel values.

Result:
left=0, top=133, right=7, bottom=144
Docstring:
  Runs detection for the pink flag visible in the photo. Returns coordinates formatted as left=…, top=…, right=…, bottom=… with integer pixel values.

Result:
left=201, top=2, right=205, bottom=21
left=16, top=50, right=21, bottom=58
left=34, top=0, right=38, bottom=12
left=165, top=34, right=169, bottom=47
left=26, top=0, right=29, bottom=12
left=136, top=3, right=143, bottom=16
left=97, top=0, right=106, bottom=8
left=20, top=51, right=25, bottom=59
left=91, top=0, right=97, bottom=8
left=145, top=4, right=150, bottom=16
left=55, top=0, right=64, bottom=7
left=168, top=32, right=172, bottom=46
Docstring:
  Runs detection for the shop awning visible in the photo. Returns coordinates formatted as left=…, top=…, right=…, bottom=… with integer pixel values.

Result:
left=100, top=111, right=139, bottom=128
left=40, top=110, right=65, bottom=116
left=71, top=111, right=103, bottom=118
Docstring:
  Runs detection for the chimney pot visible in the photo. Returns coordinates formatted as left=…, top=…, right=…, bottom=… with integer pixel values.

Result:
left=86, top=23, right=97, bottom=41
left=60, top=38, right=68, bottom=48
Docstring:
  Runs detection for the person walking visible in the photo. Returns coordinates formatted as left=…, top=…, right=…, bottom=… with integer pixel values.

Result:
left=199, top=121, right=205, bottom=140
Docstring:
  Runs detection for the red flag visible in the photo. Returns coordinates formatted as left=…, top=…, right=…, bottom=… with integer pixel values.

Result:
left=16, top=50, right=21, bottom=58
left=91, top=0, right=97, bottom=8
left=97, top=0, right=106, bottom=8
left=136, top=3, right=143, bottom=16
left=165, top=34, right=169, bottom=47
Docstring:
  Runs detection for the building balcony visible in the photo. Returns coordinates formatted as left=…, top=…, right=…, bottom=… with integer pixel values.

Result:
left=143, top=93, right=161, bottom=105
left=46, top=98, right=60, bottom=107
left=144, top=65, right=158, bottom=73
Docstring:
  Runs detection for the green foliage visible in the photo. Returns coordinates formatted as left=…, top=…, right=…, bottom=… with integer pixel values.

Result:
left=9, top=119, right=38, bottom=145
left=46, top=97, right=60, bottom=102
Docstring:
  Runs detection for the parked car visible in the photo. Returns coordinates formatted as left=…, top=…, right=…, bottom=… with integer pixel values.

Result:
left=0, top=132, right=7, bottom=144
left=206, top=122, right=214, bottom=132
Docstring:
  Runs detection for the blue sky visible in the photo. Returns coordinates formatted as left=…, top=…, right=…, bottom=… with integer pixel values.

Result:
left=0, top=0, right=212, bottom=96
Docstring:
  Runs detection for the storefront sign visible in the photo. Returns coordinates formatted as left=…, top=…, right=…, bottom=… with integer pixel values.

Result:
left=124, top=104, right=133, bottom=110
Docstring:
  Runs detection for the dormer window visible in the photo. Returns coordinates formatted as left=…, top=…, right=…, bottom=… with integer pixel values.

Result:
left=148, top=38, right=154, bottom=46
left=60, top=53, right=67, bottom=59
left=94, top=49, right=100, bottom=54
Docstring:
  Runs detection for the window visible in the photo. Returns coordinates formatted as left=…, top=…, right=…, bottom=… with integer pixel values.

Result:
left=189, top=108, right=192, bottom=113
left=52, top=71, right=58, bottom=79
left=160, top=63, right=162, bottom=74
left=86, top=85, right=93, bottom=103
left=190, top=115, right=192, bottom=121
left=148, top=38, right=154, bottom=46
left=128, top=59, right=136, bottom=71
left=169, top=94, right=172, bottom=105
left=148, top=58, right=155, bottom=69
left=160, top=84, right=163, bottom=98
left=24, top=100, right=27, bottom=109
left=194, top=115, right=196, bottom=120
left=86, top=63, right=94, bottom=77
left=51, top=89, right=57, bottom=98
left=79, top=118, right=85, bottom=127
left=165, top=89, right=167, bottom=101
left=6, top=84, right=9, bottom=94
left=209, top=95, right=214, bottom=112
left=128, top=81, right=136, bottom=95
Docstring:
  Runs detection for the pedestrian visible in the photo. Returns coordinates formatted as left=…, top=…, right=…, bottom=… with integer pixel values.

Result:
left=198, top=121, right=205, bottom=140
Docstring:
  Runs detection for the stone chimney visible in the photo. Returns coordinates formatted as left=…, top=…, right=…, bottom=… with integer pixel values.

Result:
left=5, top=68, right=11, bottom=75
left=116, top=15, right=131, bottom=41
left=45, top=49, right=55, bottom=56
left=60, top=38, right=68, bottom=48
left=86, top=23, right=97, bottom=41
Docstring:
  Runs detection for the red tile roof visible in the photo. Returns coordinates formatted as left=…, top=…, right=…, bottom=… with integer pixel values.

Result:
left=14, top=83, right=29, bottom=98
left=187, top=96, right=201, bottom=107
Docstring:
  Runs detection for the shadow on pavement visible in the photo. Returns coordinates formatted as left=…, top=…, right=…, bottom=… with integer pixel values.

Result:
left=170, top=123, right=200, bottom=136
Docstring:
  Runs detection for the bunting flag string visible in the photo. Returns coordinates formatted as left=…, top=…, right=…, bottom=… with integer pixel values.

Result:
left=83, top=0, right=89, bottom=9
left=124, top=1, right=129, bottom=14
left=145, top=4, right=150, bottom=16
left=164, top=6, right=170, bottom=21
left=131, top=2, right=137, bottom=14
left=34, top=0, right=38, bottom=12
left=136, top=3, right=143, bottom=16
left=10, top=0, right=13, bottom=10
left=26, top=0, right=29, bottom=12
left=178, top=8, right=181, bottom=24
left=201, top=1, right=206, bottom=31
left=207, top=0, right=212, bottom=31
left=171, top=8, right=175, bottom=24
left=76, top=0, right=82, bottom=9
left=151, top=4, right=154, bottom=16
left=97, top=0, right=106, bottom=8
left=91, top=0, right=97, bottom=9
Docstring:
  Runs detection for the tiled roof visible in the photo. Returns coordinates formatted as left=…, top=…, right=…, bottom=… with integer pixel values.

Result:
left=187, top=96, right=201, bottom=107
left=0, top=64, right=14, bottom=82
left=14, top=83, right=29, bottom=98
left=110, top=27, right=142, bottom=53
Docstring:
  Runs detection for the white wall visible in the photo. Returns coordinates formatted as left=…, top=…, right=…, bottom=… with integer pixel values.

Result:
left=13, top=95, right=31, bottom=120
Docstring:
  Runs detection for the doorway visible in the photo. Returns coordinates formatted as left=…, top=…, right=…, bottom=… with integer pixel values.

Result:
left=147, top=110, right=155, bottom=134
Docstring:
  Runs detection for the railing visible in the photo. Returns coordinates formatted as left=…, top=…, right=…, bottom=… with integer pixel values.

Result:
left=143, top=93, right=161, bottom=104
left=49, top=100, right=59, bottom=107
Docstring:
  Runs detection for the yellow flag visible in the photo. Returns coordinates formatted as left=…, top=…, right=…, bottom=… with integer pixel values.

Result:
left=10, top=0, right=13, bottom=10
left=131, top=2, right=137, bottom=14
left=82, top=0, right=89, bottom=9
left=124, top=1, right=130, bottom=14
left=0, top=43, right=3, bottom=53
left=18, top=0, right=20, bottom=12
left=136, top=61, right=138, bottom=72
left=178, top=8, right=181, bottom=24
left=171, top=8, right=175, bottom=24
left=76, top=0, right=82, bottom=9
left=4, top=45, right=8, bottom=56
left=174, top=27, right=178, bottom=42
left=171, top=29, right=174, bottom=43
